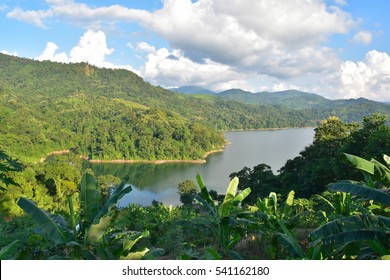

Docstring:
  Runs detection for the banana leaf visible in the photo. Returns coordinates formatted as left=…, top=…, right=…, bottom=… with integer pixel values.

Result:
left=282, top=190, right=295, bottom=219
left=218, top=177, right=240, bottom=217
left=18, top=197, right=69, bottom=244
left=371, top=159, right=390, bottom=182
left=204, top=247, right=222, bottom=260
left=194, top=194, right=217, bottom=217
left=85, top=215, right=113, bottom=244
left=327, top=182, right=390, bottom=206
left=95, top=175, right=131, bottom=221
left=0, top=240, right=21, bottom=260
left=268, top=192, right=278, bottom=215
left=232, top=188, right=251, bottom=206
left=122, top=231, right=149, bottom=252
left=80, top=173, right=100, bottom=226
left=384, top=155, right=390, bottom=166
left=342, top=153, right=375, bottom=175
left=196, top=173, right=214, bottom=205
left=120, top=248, right=149, bottom=260
left=143, top=248, right=166, bottom=260
left=310, top=214, right=390, bottom=242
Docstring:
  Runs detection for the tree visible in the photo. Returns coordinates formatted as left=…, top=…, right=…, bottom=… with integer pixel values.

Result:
left=177, top=180, right=198, bottom=206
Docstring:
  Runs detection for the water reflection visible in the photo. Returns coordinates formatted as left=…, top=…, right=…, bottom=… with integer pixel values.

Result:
left=88, top=128, right=315, bottom=206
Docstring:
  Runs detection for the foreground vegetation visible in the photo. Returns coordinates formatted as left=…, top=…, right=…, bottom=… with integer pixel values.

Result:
left=0, top=114, right=389, bottom=260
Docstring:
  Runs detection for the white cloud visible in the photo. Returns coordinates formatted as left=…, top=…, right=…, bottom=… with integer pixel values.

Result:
left=8, top=0, right=356, bottom=80
left=136, top=42, right=156, bottom=53
left=35, top=30, right=138, bottom=73
left=140, top=0, right=355, bottom=78
left=7, top=0, right=149, bottom=28
left=138, top=45, right=250, bottom=89
left=37, top=42, right=69, bottom=63
left=1, top=50, right=18, bottom=56
left=322, top=50, right=390, bottom=101
left=69, top=30, right=113, bottom=66
left=272, top=83, right=301, bottom=92
left=7, top=7, right=52, bottom=28
left=352, top=30, right=373, bottom=45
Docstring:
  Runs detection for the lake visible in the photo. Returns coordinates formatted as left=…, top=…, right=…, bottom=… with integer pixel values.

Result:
left=89, top=128, right=315, bottom=206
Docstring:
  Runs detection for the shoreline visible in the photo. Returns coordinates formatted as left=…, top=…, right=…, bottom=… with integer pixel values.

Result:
left=40, top=143, right=229, bottom=165
left=88, top=144, right=228, bottom=164
left=223, top=126, right=316, bottom=132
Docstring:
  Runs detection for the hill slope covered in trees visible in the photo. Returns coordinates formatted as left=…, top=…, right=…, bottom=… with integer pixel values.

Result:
left=1, top=53, right=389, bottom=161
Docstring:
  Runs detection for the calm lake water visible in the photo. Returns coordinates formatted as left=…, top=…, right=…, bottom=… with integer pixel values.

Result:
left=89, top=128, right=315, bottom=206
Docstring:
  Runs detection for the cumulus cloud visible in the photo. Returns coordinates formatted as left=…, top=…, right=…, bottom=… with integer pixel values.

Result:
left=352, top=30, right=373, bottom=45
left=138, top=45, right=250, bottom=90
left=8, top=0, right=356, bottom=80
left=69, top=30, right=113, bottom=65
left=36, top=30, right=137, bottom=73
left=140, top=0, right=355, bottom=77
left=322, top=50, right=390, bottom=101
left=1, top=50, right=18, bottom=56
left=37, top=42, right=69, bottom=63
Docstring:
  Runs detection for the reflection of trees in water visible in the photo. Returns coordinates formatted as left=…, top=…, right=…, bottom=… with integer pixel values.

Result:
left=87, top=162, right=196, bottom=192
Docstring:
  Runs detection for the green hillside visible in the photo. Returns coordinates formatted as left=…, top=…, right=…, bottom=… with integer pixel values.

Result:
left=0, top=53, right=389, bottom=161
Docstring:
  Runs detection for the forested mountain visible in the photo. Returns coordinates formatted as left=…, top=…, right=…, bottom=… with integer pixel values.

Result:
left=172, top=86, right=390, bottom=114
left=217, top=89, right=329, bottom=109
left=171, top=86, right=216, bottom=95
left=0, top=53, right=389, bottom=161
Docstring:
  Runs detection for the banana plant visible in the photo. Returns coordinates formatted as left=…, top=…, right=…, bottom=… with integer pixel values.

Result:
left=193, top=174, right=251, bottom=259
left=248, top=190, right=305, bottom=259
left=15, top=173, right=154, bottom=259
left=309, top=153, right=390, bottom=259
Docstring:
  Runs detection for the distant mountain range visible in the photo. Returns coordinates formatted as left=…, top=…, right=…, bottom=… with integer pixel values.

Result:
left=171, top=86, right=389, bottom=111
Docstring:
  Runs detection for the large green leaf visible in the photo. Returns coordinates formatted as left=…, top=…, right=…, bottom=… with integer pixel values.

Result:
left=328, top=182, right=390, bottom=206
left=17, top=197, right=69, bottom=244
left=204, top=247, right=222, bottom=260
left=282, top=190, right=295, bottom=219
left=384, top=155, right=390, bottom=166
left=95, top=176, right=131, bottom=221
left=268, top=192, right=278, bottom=215
left=80, top=173, right=100, bottom=226
left=0, top=240, right=21, bottom=260
left=143, top=248, right=166, bottom=260
left=232, top=188, right=251, bottom=205
left=67, top=196, right=77, bottom=237
left=122, top=231, right=149, bottom=252
left=276, top=219, right=305, bottom=258
left=371, top=159, right=390, bottom=182
left=85, top=215, right=112, bottom=244
left=218, top=177, right=240, bottom=217
left=194, top=195, right=217, bottom=217
left=310, top=214, right=390, bottom=243
left=196, top=173, right=214, bottom=205
left=120, top=248, right=149, bottom=260
left=342, top=153, right=375, bottom=175
left=223, top=176, right=239, bottom=203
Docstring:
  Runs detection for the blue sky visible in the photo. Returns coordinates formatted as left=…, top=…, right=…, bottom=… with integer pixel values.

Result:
left=1, top=0, right=389, bottom=101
